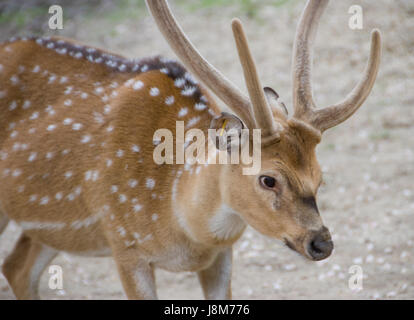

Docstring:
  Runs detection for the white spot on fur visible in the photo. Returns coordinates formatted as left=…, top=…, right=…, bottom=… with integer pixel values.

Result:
left=174, top=78, right=186, bottom=88
left=72, top=123, right=83, bottom=130
left=64, top=86, right=73, bottom=95
left=45, top=105, right=55, bottom=115
left=117, top=226, right=126, bottom=237
left=184, top=72, right=198, bottom=84
left=10, top=75, right=19, bottom=85
left=40, top=196, right=49, bottom=205
left=195, top=103, right=207, bottom=111
left=74, top=186, right=82, bottom=195
left=103, top=105, right=111, bottom=114
left=29, top=112, right=39, bottom=120
left=67, top=193, right=75, bottom=201
left=186, top=116, right=201, bottom=129
left=128, top=179, right=138, bottom=188
left=119, top=194, right=127, bottom=203
left=12, top=169, right=22, bottom=177
left=85, top=171, right=92, bottom=181
left=165, top=96, right=175, bottom=105
left=133, top=204, right=143, bottom=212
left=81, top=135, right=92, bottom=143
left=28, top=152, right=37, bottom=162
left=47, top=124, right=57, bottom=131
left=178, top=107, right=188, bottom=118
left=64, top=171, right=73, bottom=179
left=22, top=100, right=31, bottom=109
left=125, top=79, right=134, bottom=87
left=0, top=151, right=8, bottom=160
left=48, top=75, right=56, bottom=83
left=9, top=101, right=17, bottom=111
left=63, top=118, right=73, bottom=125
left=95, top=87, right=104, bottom=95
left=133, top=81, right=144, bottom=90
left=150, top=87, right=160, bottom=96
left=181, top=86, right=197, bottom=96
left=92, top=171, right=99, bottom=181
left=146, top=178, right=155, bottom=190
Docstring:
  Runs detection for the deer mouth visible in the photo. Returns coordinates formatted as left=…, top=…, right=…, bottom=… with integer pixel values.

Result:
left=283, top=237, right=306, bottom=258
left=283, top=238, right=298, bottom=253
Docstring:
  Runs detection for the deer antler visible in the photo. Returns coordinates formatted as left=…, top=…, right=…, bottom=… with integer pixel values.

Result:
left=146, top=0, right=284, bottom=140
left=292, top=0, right=381, bottom=132
left=146, top=0, right=255, bottom=129
left=231, top=18, right=278, bottom=138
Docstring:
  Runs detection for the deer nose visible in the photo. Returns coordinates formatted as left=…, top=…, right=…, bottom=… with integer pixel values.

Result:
left=306, top=228, right=333, bottom=261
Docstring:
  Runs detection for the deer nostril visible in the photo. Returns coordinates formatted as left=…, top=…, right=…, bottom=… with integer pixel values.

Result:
left=310, top=240, right=323, bottom=254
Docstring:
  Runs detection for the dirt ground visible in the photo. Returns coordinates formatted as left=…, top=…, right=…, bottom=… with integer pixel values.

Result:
left=0, top=0, right=413, bottom=299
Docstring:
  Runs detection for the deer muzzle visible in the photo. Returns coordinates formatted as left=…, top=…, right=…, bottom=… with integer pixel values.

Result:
left=304, top=226, right=333, bottom=261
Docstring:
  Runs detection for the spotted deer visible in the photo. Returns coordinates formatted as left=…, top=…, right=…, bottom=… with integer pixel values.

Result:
left=0, top=0, right=380, bottom=299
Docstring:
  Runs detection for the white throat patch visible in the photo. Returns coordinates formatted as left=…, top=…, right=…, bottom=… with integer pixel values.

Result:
left=209, top=203, right=246, bottom=241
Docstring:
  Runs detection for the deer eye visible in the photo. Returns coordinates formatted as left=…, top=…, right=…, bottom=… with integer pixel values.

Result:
left=259, top=176, right=276, bottom=189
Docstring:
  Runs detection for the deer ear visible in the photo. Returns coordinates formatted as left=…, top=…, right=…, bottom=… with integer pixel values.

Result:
left=264, top=87, right=288, bottom=119
left=209, top=112, right=246, bottom=152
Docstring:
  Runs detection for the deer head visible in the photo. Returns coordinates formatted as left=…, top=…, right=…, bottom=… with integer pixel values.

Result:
left=147, top=0, right=381, bottom=260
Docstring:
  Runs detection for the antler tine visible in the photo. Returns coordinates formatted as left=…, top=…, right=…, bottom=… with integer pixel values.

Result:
left=292, top=0, right=382, bottom=133
left=311, top=29, right=382, bottom=132
left=292, top=0, right=329, bottom=117
left=146, top=0, right=255, bottom=129
left=231, top=18, right=278, bottom=137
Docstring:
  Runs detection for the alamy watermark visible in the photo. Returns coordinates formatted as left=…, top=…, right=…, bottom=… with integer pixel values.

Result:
left=48, top=265, right=63, bottom=290
left=48, top=5, right=63, bottom=30
left=348, top=265, right=363, bottom=291
left=152, top=121, right=262, bottom=175
left=348, top=5, right=363, bottom=30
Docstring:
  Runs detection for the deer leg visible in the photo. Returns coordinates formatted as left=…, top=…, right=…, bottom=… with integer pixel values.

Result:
left=0, top=211, right=9, bottom=234
left=197, top=247, right=233, bottom=300
left=2, top=233, right=57, bottom=300
left=113, top=250, right=157, bottom=300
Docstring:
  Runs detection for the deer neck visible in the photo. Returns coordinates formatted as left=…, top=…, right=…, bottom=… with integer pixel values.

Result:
left=171, top=160, right=246, bottom=247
